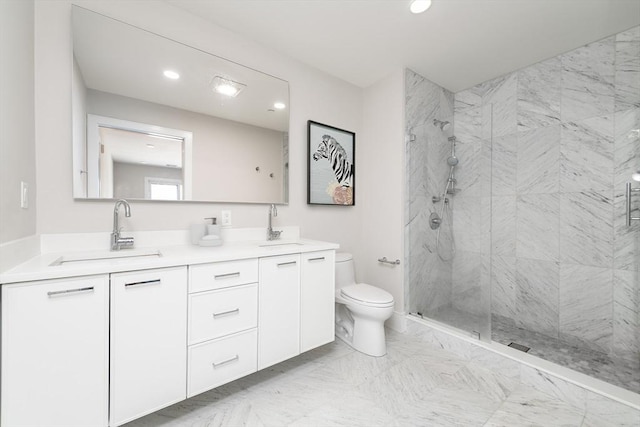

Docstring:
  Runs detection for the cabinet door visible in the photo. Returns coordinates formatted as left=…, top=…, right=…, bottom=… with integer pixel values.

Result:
left=300, top=250, right=336, bottom=352
left=258, top=254, right=300, bottom=369
left=110, top=267, right=187, bottom=426
left=1, top=275, right=109, bottom=427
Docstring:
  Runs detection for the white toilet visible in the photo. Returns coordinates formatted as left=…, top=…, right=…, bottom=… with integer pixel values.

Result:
left=334, top=252, right=395, bottom=357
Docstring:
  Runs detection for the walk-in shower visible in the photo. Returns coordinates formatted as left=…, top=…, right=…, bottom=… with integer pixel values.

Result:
left=405, top=24, right=640, bottom=396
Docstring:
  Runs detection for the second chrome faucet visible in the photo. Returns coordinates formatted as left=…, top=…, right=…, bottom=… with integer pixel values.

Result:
left=111, top=199, right=135, bottom=251
left=267, top=204, right=282, bottom=241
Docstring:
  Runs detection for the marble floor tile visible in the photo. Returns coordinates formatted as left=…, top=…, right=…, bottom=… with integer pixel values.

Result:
left=126, top=329, right=639, bottom=427
left=492, top=315, right=640, bottom=394
left=484, top=385, right=585, bottom=427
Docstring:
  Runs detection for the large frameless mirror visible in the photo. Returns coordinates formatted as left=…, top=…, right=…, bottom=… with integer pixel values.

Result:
left=71, top=6, right=289, bottom=203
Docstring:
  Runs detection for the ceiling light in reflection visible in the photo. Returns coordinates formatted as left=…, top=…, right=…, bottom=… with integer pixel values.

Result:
left=410, top=0, right=432, bottom=14
left=163, top=70, right=180, bottom=80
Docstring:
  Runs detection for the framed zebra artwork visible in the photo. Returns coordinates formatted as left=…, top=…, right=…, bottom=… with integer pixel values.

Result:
left=307, top=120, right=355, bottom=206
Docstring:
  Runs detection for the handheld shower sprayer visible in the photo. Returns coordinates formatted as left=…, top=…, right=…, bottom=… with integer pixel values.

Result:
left=447, top=135, right=458, bottom=166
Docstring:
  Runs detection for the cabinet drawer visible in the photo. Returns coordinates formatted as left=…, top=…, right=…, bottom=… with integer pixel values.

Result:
left=187, top=329, right=257, bottom=397
left=189, top=283, right=258, bottom=345
left=189, top=259, right=258, bottom=293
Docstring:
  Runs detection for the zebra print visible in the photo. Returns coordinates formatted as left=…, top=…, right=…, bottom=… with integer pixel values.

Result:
left=312, top=135, right=353, bottom=187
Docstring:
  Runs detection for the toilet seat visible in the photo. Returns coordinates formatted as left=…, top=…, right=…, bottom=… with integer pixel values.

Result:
left=340, top=284, right=394, bottom=308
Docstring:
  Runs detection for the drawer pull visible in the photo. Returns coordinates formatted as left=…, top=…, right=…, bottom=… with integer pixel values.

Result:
left=47, top=286, right=94, bottom=297
left=212, top=355, right=239, bottom=368
left=308, top=257, right=325, bottom=262
left=214, top=272, right=241, bottom=280
left=212, top=308, right=240, bottom=318
left=277, top=261, right=297, bottom=267
left=125, top=279, right=161, bottom=288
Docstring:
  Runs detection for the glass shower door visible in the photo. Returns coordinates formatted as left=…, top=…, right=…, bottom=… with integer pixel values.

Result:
left=406, top=115, right=492, bottom=342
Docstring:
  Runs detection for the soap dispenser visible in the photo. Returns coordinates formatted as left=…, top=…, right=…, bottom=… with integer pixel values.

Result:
left=199, top=217, right=223, bottom=247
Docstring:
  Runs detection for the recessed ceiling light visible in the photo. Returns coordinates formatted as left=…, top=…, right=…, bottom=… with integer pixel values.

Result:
left=273, top=102, right=286, bottom=110
left=163, top=70, right=180, bottom=80
left=211, top=76, right=246, bottom=97
left=410, top=0, right=432, bottom=14
left=633, top=170, right=640, bottom=182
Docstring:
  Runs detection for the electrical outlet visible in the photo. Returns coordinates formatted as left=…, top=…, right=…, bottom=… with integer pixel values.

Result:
left=20, top=182, right=28, bottom=209
left=221, top=210, right=232, bottom=227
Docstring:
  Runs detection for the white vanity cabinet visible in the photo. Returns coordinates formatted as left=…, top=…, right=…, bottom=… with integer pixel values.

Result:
left=187, top=259, right=259, bottom=397
left=1, top=275, right=109, bottom=427
left=0, top=239, right=337, bottom=426
left=258, top=254, right=301, bottom=369
left=110, top=267, right=187, bottom=426
left=300, top=250, right=336, bottom=352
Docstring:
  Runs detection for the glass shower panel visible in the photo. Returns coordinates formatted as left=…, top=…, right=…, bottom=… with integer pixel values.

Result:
left=406, top=115, right=492, bottom=341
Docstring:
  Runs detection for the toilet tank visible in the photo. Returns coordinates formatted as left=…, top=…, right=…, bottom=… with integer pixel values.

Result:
left=335, top=252, right=356, bottom=289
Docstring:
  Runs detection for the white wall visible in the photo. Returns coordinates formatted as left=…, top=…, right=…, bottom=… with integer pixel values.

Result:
left=0, top=0, right=37, bottom=244
left=359, top=69, right=406, bottom=312
left=34, top=0, right=363, bottom=254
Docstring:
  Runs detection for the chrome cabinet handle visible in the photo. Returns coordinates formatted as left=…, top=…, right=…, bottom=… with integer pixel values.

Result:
left=214, top=272, right=241, bottom=280
left=626, top=182, right=640, bottom=227
left=125, top=279, right=161, bottom=287
left=308, top=257, right=325, bottom=262
left=47, top=286, right=94, bottom=297
left=277, top=261, right=297, bottom=267
left=212, top=308, right=240, bottom=318
left=212, top=355, right=239, bottom=368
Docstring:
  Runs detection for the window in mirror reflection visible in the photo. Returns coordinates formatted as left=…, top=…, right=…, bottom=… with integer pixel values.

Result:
left=146, top=178, right=183, bottom=200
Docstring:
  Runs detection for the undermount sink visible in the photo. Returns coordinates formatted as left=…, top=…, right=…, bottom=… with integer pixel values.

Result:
left=258, top=241, right=305, bottom=249
left=49, top=248, right=162, bottom=266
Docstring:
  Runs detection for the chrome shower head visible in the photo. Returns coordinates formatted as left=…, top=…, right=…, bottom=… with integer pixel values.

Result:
left=433, top=119, right=451, bottom=131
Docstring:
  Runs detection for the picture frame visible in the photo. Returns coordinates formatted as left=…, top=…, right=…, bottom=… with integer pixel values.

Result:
left=307, top=120, right=355, bottom=206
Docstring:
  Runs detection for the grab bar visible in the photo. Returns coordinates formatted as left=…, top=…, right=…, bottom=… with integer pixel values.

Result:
left=378, top=257, right=401, bottom=265
left=626, top=182, right=640, bottom=227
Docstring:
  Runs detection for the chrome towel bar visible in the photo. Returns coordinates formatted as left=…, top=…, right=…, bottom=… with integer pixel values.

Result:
left=378, top=257, right=401, bottom=265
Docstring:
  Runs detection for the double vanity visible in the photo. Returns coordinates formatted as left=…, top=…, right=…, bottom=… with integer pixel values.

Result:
left=0, top=233, right=337, bottom=426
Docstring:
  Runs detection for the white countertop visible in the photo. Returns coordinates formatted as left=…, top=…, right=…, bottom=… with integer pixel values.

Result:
left=0, top=238, right=339, bottom=284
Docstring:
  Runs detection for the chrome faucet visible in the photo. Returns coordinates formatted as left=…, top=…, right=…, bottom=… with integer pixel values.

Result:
left=267, top=204, right=282, bottom=241
left=111, top=199, right=134, bottom=251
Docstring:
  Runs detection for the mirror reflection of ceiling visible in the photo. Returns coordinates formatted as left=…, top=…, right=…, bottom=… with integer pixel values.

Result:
left=99, top=128, right=183, bottom=168
left=72, top=6, right=288, bottom=132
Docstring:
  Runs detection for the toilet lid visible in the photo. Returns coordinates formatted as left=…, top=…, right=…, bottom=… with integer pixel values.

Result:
left=341, top=283, right=394, bottom=305
left=335, top=252, right=353, bottom=263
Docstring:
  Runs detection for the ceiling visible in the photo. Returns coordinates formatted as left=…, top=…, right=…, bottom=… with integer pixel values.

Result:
left=166, top=0, right=640, bottom=92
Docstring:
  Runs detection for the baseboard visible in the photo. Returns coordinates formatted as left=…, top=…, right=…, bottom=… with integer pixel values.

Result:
left=385, top=310, right=407, bottom=333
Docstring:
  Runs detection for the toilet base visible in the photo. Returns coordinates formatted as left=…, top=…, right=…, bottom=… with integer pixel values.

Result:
left=335, top=303, right=391, bottom=357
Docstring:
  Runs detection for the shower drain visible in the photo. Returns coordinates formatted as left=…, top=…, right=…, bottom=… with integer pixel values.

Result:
left=507, top=342, right=531, bottom=353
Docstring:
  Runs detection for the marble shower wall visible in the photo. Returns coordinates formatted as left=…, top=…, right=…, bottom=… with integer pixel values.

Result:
left=454, top=26, right=640, bottom=363
left=404, top=69, right=455, bottom=316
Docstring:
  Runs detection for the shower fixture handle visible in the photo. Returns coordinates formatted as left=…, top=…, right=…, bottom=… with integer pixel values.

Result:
left=626, top=182, right=640, bottom=227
